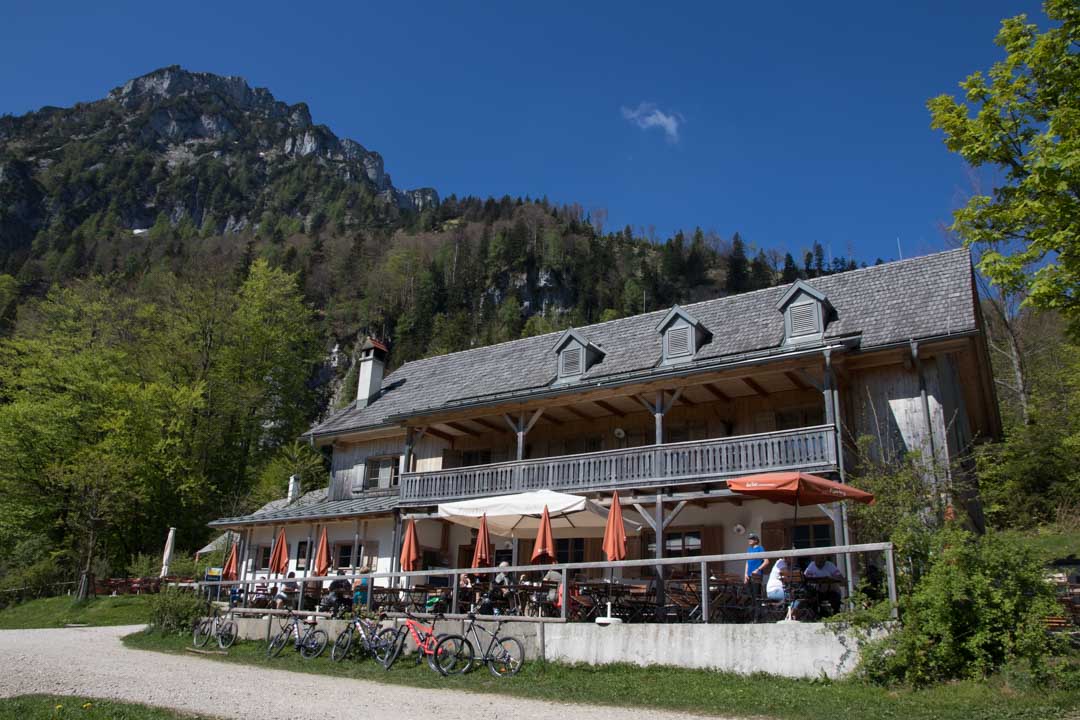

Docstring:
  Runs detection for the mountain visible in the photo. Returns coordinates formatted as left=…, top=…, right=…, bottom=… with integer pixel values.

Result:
left=0, top=66, right=438, bottom=273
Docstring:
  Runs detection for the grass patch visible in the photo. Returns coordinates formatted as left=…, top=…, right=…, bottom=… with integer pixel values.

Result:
left=0, top=595, right=153, bottom=629
left=1004, top=523, right=1080, bottom=564
left=0, top=695, right=212, bottom=719
left=124, top=630, right=1080, bottom=720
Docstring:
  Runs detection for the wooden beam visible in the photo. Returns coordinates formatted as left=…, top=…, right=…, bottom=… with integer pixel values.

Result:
left=674, top=393, right=696, bottom=406
left=593, top=400, right=626, bottom=417
left=784, top=371, right=812, bottom=391
left=444, top=421, right=480, bottom=437
left=538, top=413, right=564, bottom=426
left=425, top=427, right=455, bottom=444
left=741, top=377, right=770, bottom=397
left=563, top=405, right=593, bottom=421
left=471, top=417, right=508, bottom=434
left=703, top=384, right=731, bottom=402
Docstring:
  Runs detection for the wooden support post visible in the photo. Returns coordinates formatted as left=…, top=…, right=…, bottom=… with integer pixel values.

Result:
left=654, top=493, right=665, bottom=610
left=451, top=573, right=459, bottom=615
left=400, top=427, right=416, bottom=477
left=826, top=351, right=855, bottom=599
left=350, top=519, right=360, bottom=575
left=700, top=559, right=710, bottom=623
left=654, top=391, right=664, bottom=445
left=884, top=545, right=898, bottom=620
left=390, top=512, right=402, bottom=588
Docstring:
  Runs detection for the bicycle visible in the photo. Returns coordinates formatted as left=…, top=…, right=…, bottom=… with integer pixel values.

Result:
left=380, top=610, right=467, bottom=674
left=193, top=605, right=237, bottom=650
left=266, top=609, right=328, bottom=659
left=433, top=610, right=524, bottom=677
left=330, top=611, right=395, bottom=664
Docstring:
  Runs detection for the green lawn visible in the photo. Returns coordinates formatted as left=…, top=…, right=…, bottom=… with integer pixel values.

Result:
left=0, top=595, right=153, bottom=629
left=124, top=630, right=1080, bottom=720
left=0, top=695, right=212, bottom=719
left=1007, top=523, right=1080, bottom=564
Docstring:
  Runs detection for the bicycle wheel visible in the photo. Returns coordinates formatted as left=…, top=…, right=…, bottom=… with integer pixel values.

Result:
left=217, top=620, right=237, bottom=649
left=267, top=630, right=289, bottom=658
left=192, top=619, right=212, bottom=648
left=432, top=634, right=473, bottom=676
left=331, top=629, right=354, bottom=662
left=370, top=628, right=395, bottom=666
left=300, top=628, right=328, bottom=659
left=487, top=636, right=524, bottom=678
left=378, top=628, right=403, bottom=669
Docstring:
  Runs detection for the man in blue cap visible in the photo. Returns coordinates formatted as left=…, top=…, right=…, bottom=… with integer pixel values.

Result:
left=743, top=533, right=770, bottom=592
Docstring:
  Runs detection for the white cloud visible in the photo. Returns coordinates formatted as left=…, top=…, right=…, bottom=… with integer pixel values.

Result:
left=620, top=102, right=683, bottom=143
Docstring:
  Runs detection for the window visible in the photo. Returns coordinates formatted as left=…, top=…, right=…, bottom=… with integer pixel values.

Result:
left=555, top=538, right=585, bottom=564
left=776, top=406, right=825, bottom=431
left=645, top=530, right=702, bottom=559
left=364, top=456, right=399, bottom=489
left=295, top=540, right=309, bottom=570
left=565, top=436, right=603, bottom=455
left=666, top=324, right=692, bottom=357
left=257, top=546, right=271, bottom=571
left=461, top=449, right=492, bottom=467
left=793, top=522, right=833, bottom=550
left=560, top=346, right=583, bottom=376
left=335, top=543, right=353, bottom=569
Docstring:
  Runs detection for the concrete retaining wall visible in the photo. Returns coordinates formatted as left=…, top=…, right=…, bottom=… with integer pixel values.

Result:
left=228, top=615, right=877, bottom=678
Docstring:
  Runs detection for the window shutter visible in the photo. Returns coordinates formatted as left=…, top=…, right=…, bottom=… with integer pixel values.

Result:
left=666, top=325, right=692, bottom=356
left=561, top=346, right=583, bottom=376
left=789, top=303, right=818, bottom=336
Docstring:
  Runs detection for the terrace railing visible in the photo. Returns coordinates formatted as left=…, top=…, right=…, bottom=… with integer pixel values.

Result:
left=400, top=424, right=838, bottom=504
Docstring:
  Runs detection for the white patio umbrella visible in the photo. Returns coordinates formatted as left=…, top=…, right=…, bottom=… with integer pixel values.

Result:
left=437, top=489, right=641, bottom=539
left=159, top=527, right=176, bottom=578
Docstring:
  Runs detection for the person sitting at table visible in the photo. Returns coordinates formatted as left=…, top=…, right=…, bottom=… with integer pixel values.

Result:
left=765, top=555, right=793, bottom=602
left=323, top=570, right=353, bottom=614
left=253, top=576, right=270, bottom=606
left=353, top=566, right=370, bottom=607
left=494, top=561, right=512, bottom=588
left=275, top=571, right=298, bottom=609
left=804, top=555, right=844, bottom=614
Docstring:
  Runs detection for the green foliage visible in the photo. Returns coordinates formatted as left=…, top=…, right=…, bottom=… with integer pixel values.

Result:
left=860, top=527, right=1063, bottom=687
left=147, top=587, right=207, bottom=635
left=928, top=0, right=1080, bottom=334
left=250, top=441, right=327, bottom=508
left=0, top=695, right=210, bottom=720
left=0, top=595, right=153, bottom=629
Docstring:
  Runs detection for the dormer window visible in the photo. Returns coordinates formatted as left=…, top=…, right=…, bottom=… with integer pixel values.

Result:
left=776, top=280, right=831, bottom=346
left=552, top=329, right=604, bottom=383
left=655, top=306, right=711, bottom=365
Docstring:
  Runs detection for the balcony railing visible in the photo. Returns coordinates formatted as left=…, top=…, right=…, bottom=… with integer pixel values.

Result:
left=399, top=424, right=838, bottom=504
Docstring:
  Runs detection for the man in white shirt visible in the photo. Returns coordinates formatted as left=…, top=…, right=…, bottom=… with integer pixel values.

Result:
left=804, top=554, right=844, bottom=614
left=804, top=555, right=843, bottom=580
left=765, top=557, right=790, bottom=601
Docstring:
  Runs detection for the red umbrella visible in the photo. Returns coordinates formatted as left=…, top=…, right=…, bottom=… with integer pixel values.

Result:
left=727, top=471, right=875, bottom=526
left=221, top=536, right=238, bottom=582
left=530, top=505, right=556, bottom=563
left=471, top=514, right=492, bottom=569
left=313, top=526, right=331, bottom=577
left=399, top=519, right=421, bottom=572
left=601, top=491, right=627, bottom=562
left=268, top=528, right=290, bottom=576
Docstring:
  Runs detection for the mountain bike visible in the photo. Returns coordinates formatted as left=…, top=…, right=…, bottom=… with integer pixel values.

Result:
left=266, top=609, right=328, bottom=659
left=380, top=610, right=467, bottom=674
left=432, top=611, right=524, bottom=677
left=330, top=611, right=394, bottom=664
left=193, top=605, right=237, bottom=649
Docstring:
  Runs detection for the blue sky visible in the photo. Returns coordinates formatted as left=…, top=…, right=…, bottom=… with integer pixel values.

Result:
left=1, top=1, right=1045, bottom=264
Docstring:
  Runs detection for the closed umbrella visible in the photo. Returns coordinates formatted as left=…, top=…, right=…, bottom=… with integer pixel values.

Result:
left=471, top=514, right=492, bottom=569
left=159, top=527, right=176, bottom=579
left=531, top=506, right=556, bottom=564
left=601, top=491, right=627, bottom=562
left=221, top=535, right=238, bottom=582
left=399, top=519, right=421, bottom=572
left=268, top=528, right=290, bottom=576
left=313, top=527, right=331, bottom=577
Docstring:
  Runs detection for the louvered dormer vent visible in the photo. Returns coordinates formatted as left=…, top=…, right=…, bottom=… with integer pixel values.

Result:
left=561, top=346, right=583, bottom=376
left=666, top=324, right=692, bottom=357
left=551, top=329, right=605, bottom=384
left=655, top=306, right=711, bottom=366
left=788, top=303, right=819, bottom=337
left=775, top=280, right=831, bottom=346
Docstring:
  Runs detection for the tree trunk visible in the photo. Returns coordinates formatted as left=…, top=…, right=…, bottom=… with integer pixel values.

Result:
left=77, top=525, right=97, bottom=602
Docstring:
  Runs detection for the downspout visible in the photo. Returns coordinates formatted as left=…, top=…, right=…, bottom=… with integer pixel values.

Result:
left=910, top=340, right=941, bottom=496
left=825, top=349, right=855, bottom=599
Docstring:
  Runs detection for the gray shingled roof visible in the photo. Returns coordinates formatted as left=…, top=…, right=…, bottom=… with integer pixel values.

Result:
left=208, top=490, right=399, bottom=527
left=309, top=248, right=976, bottom=439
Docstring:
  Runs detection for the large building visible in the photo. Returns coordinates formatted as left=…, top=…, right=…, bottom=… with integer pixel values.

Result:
left=210, top=248, right=998, bottom=585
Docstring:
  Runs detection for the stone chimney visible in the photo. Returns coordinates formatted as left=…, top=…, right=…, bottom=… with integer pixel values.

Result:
left=287, top=474, right=301, bottom=503
left=356, top=337, right=388, bottom=408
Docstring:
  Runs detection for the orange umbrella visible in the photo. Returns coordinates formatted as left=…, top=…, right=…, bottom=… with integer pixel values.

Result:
left=601, top=491, right=627, bottom=562
left=268, top=528, right=290, bottom=576
left=471, top=514, right=492, bottom=569
left=221, top=535, right=238, bottom=582
left=727, top=471, right=874, bottom=526
left=530, top=505, right=556, bottom=563
left=313, top=527, right=331, bottom=577
left=399, top=519, right=421, bottom=572
left=727, top=472, right=875, bottom=506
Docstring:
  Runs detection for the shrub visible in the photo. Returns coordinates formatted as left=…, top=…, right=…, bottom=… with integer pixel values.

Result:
left=859, top=526, right=1062, bottom=686
left=148, top=587, right=207, bottom=635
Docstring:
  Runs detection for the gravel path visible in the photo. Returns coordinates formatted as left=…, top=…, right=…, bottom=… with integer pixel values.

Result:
left=0, top=625, right=726, bottom=720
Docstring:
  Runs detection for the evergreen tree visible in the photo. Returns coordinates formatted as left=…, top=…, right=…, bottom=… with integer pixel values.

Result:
left=750, top=250, right=773, bottom=290
left=781, top=252, right=801, bottom=283
left=727, top=233, right=749, bottom=293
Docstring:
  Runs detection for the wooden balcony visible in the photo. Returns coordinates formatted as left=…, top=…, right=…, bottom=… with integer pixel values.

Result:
left=399, top=424, right=838, bottom=505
